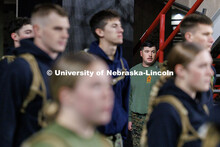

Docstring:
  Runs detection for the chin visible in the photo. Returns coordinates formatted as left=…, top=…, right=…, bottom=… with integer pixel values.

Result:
left=96, top=118, right=111, bottom=125
left=199, top=87, right=210, bottom=92
left=55, top=47, right=65, bottom=52
left=116, top=40, right=123, bottom=44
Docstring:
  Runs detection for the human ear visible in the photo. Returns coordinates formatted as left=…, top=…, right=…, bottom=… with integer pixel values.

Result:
left=185, top=32, right=193, bottom=42
left=58, top=87, right=75, bottom=106
left=95, top=28, right=104, bottom=38
left=175, top=64, right=186, bottom=78
left=33, top=24, right=41, bottom=37
left=140, top=50, right=143, bottom=57
left=11, top=33, right=19, bottom=41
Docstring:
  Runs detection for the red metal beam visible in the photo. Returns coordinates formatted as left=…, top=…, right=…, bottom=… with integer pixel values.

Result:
left=133, top=0, right=204, bottom=57
left=156, top=0, right=204, bottom=58
left=159, top=14, right=165, bottom=63
left=133, top=0, right=175, bottom=55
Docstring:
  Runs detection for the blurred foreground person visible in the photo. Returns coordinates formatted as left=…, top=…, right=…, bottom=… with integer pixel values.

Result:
left=0, top=4, right=69, bottom=147
left=22, top=52, right=114, bottom=147
left=141, top=42, right=213, bottom=147
left=180, top=13, right=216, bottom=108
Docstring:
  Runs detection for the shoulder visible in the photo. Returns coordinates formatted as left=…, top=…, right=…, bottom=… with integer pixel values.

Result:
left=21, top=130, right=68, bottom=147
left=130, top=63, right=141, bottom=71
left=120, top=57, right=129, bottom=68
left=96, top=133, right=112, bottom=147
left=9, top=57, right=32, bottom=73
left=149, top=97, right=182, bottom=125
left=3, top=57, right=32, bottom=84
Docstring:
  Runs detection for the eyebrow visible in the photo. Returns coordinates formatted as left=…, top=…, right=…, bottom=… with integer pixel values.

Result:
left=24, top=30, right=32, bottom=33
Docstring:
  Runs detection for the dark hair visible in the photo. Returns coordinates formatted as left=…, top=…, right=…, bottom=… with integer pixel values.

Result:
left=141, top=41, right=156, bottom=50
left=89, top=9, right=120, bottom=39
left=167, top=42, right=204, bottom=73
left=180, top=14, right=213, bottom=40
left=9, top=17, right=31, bottom=34
left=31, top=3, right=68, bottom=24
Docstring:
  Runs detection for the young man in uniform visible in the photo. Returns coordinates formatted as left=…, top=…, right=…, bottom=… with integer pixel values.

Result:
left=128, top=41, right=160, bottom=147
left=0, top=17, right=34, bottom=80
left=0, top=4, right=70, bottom=147
left=180, top=13, right=215, bottom=110
left=9, top=17, right=34, bottom=49
left=88, top=10, right=130, bottom=147
left=3, top=17, right=34, bottom=56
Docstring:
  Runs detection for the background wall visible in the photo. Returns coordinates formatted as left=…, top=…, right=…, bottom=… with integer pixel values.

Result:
left=133, top=0, right=172, bottom=66
left=63, top=0, right=134, bottom=67
left=176, top=0, right=220, bottom=18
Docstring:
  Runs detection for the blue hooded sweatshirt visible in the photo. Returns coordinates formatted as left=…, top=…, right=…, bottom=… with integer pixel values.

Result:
left=0, top=39, right=55, bottom=147
left=89, top=41, right=130, bottom=139
left=147, top=78, right=209, bottom=147
left=0, top=47, right=16, bottom=82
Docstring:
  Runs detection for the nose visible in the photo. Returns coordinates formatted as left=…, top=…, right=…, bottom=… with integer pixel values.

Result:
left=119, top=26, right=124, bottom=33
left=208, top=66, right=214, bottom=77
left=209, top=35, right=214, bottom=44
left=63, top=29, right=69, bottom=39
left=103, top=86, right=114, bottom=101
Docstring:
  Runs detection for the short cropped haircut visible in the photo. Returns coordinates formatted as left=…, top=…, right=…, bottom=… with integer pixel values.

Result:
left=31, top=3, right=68, bottom=25
left=9, top=17, right=31, bottom=34
left=180, top=14, right=213, bottom=40
left=90, top=9, right=121, bottom=39
left=167, top=42, right=204, bottom=73
left=140, top=41, right=156, bottom=50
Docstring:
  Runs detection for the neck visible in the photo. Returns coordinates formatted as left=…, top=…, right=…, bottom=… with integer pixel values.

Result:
left=56, top=107, right=95, bottom=139
left=142, top=62, right=150, bottom=67
left=34, top=38, right=58, bottom=60
left=14, top=41, right=20, bottom=48
left=142, top=61, right=155, bottom=67
left=99, top=40, right=117, bottom=61
left=175, top=77, right=196, bottom=99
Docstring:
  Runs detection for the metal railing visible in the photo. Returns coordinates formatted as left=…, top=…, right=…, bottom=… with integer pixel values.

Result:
left=133, top=0, right=204, bottom=63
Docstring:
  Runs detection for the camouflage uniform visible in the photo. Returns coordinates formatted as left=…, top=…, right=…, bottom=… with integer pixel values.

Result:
left=131, top=112, right=146, bottom=147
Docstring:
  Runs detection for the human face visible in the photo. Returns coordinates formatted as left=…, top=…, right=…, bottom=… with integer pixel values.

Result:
left=183, top=50, right=213, bottom=92
left=17, top=24, right=34, bottom=40
left=189, top=24, right=214, bottom=52
left=101, top=18, right=124, bottom=45
left=37, top=12, right=70, bottom=53
left=140, top=46, right=157, bottom=67
left=72, top=61, right=114, bottom=125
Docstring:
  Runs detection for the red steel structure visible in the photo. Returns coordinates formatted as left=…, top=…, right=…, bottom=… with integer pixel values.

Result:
left=133, top=0, right=204, bottom=63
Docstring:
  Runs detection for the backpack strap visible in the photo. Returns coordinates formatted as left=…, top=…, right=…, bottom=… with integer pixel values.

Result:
left=111, top=58, right=127, bottom=85
left=141, top=95, right=201, bottom=147
left=21, top=132, right=71, bottom=147
left=154, top=95, right=201, bottom=147
left=203, top=104, right=209, bottom=115
left=1, top=55, right=16, bottom=63
left=19, top=53, right=47, bottom=126
left=202, top=124, right=220, bottom=147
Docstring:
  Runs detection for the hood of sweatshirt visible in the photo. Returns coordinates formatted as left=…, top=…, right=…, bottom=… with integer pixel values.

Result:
left=158, top=78, right=207, bottom=105
left=13, top=38, right=54, bottom=66
left=89, top=41, right=123, bottom=64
